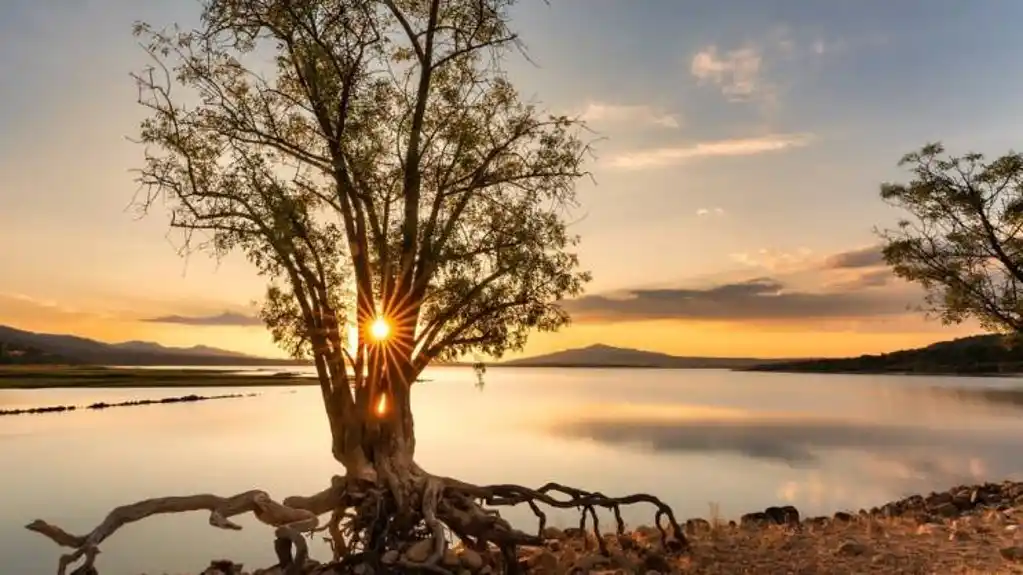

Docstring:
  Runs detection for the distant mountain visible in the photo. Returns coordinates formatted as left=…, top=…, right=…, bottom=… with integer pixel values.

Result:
left=499, top=344, right=789, bottom=369
left=0, top=324, right=306, bottom=366
left=743, top=334, right=1020, bottom=375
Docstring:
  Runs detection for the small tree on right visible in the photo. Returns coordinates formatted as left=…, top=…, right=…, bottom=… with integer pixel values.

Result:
left=879, top=143, right=1023, bottom=334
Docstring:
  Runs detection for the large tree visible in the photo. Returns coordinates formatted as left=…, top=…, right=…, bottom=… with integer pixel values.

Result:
left=879, top=143, right=1023, bottom=334
left=27, top=1, right=685, bottom=573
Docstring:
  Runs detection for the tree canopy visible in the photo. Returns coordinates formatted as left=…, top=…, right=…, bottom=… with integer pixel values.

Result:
left=132, top=0, right=590, bottom=377
left=879, top=143, right=1023, bottom=334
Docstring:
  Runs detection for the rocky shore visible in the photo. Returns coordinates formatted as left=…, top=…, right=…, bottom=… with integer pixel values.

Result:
left=185, top=480, right=1023, bottom=574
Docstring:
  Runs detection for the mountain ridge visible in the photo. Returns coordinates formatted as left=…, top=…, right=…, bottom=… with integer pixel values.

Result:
left=0, top=324, right=306, bottom=366
left=499, top=343, right=793, bottom=369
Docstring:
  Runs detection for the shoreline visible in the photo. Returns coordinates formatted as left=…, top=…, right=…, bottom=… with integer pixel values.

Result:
left=173, top=480, right=1023, bottom=574
left=0, top=365, right=315, bottom=389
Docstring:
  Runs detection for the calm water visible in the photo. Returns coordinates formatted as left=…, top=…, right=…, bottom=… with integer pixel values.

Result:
left=5, top=367, right=1023, bottom=574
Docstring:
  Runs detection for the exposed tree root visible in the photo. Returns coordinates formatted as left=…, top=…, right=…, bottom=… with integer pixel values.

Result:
left=27, top=468, right=687, bottom=575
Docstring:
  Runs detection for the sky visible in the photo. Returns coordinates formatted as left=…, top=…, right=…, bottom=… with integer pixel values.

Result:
left=3, top=0, right=1023, bottom=360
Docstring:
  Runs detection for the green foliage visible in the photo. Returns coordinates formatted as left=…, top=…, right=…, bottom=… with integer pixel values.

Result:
left=131, top=0, right=591, bottom=370
left=748, top=334, right=1023, bottom=375
left=878, top=143, right=1023, bottom=334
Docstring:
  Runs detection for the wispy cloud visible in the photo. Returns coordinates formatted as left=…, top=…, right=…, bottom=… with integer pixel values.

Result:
left=691, top=45, right=766, bottom=103
left=578, top=102, right=680, bottom=129
left=731, top=248, right=816, bottom=272
left=607, top=133, right=813, bottom=170
left=823, top=244, right=886, bottom=269
left=564, top=276, right=914, bottom=323
left=696, top=207, right=726, bottom=217
left=141, top=311, right=262, bottom=327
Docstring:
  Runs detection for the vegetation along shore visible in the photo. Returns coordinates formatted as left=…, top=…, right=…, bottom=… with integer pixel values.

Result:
left=0, top=391, right=259, bottom=417
left=0, top=365, right=313, bottom=389
left=159, top=480, right=1023, bottom=574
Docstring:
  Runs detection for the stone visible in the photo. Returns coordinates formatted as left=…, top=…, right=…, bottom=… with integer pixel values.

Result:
left=574, top=553, right=611, bottom=571
left=832, top=511, right=854, bottom=523
left=739, top=511, right=769, bottom=528
left=764, top=505, right=800, bottom=525
left=531, top=550, right=559, bottom=573
left=949, top=529, right=972, bottom=542
left=684, top=518, right=711, bottom=534
left=542, top=526, right=567, bottom=540
left=1001, top=546, right=1023, bottom=562
left=442, top=549, right=461, bottom=567
left=381, top=550, right=399, bottom=565
left=916, top=523, right=944, bottom=535
left=404, top=539, right=434, bottom=563
left=931, top=502, right=959, bottom=518
left=641, top=550, right=672, bottom=572
left=836, top=540, right=869, bottom=557
left=805, top=516, right=829, bottom=528
left=459, top=549, right=485, bottom=571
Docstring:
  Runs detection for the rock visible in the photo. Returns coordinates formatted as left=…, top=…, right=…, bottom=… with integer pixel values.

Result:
left=574, top=553, right=611, bottom=571
left=542, top=526, right=566, bottom=540
left=926, top=491, right=953, bottom=507
left=739, top=511, right=769, bottom=528
left=836, top=540, right=869, bottom=557
left=559, top=547, right=579, bottom=570
left=805, top=516, right=829, bottom=528
left=949, top=529, right=972, bottom=542
left=764, top=505, right=800, bottom=525
left=459, top=549, right=485, bottom=571
left=916, top=523, right=944, bottom=535
left=616, top=533, right=639, bottom=551
left=1001, top=546, right=1023, bottom=562
left=563, top=527, right=586, bottom=539
left=641, top=550, right=672, bottom=572
left=381, top=550, right=399, bottom=565
left=442, top=549, right=461, bottom=567
left=931, top=502, right=959, bottom=518
left=685, top=517, right=711, bottom=534
left=609, top=550, right=640, bottom=571
left=530, top=550, right=559, bottom=573
left=832, top=511, right=854, bottom=523
left=202, top=560, right=244, bottom=575
left=404, top=539, right=435, bottom=563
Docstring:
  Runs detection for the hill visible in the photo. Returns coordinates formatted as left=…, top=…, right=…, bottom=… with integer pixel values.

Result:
left=0, top=325, right=306, bottom=367
left=742, top=334, right=1021, bottom=375
left=499, top=344, right=786, bottom=369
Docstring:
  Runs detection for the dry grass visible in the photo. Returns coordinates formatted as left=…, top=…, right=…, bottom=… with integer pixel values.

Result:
left=663, top=507, right=1023, bottom=574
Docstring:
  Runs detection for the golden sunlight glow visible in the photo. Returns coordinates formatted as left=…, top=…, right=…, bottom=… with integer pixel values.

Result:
left=374, top=393, right=389, bottom=416
left=369, top=316, right=391, bottom=342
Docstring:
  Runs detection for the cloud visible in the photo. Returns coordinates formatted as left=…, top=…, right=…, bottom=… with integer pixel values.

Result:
left=696, top=207, right=725, bottom=217
left=578, top=102, right=680, bottom=129
left=564, top=275, right=913, bottom=323
left=731, top=248, right=815, bottom=272
left=607, top=133, right=812, bottom=170
left=823, top=244, right=886, bottom=269
left=141, top=311, right=263, bottom=327
left=691, top=45, right=765, bottom=102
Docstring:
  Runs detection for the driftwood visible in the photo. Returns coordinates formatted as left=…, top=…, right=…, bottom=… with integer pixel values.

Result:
left=27, top=469, right=687, bottom=574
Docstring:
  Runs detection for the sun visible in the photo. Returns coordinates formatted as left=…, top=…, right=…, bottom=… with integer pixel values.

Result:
left=369, top=316, right=391, bottom=342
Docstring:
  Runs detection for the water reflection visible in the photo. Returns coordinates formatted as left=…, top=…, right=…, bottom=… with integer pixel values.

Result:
left=5, top=368, right=1023, bottom=574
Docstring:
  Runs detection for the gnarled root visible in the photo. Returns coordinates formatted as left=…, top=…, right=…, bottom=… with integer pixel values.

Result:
left=27, top=469, right=686, bottom=575
left=26, top=477, right=348, bottom=575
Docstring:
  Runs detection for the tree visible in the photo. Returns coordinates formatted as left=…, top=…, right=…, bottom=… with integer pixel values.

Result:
left=27, top=1, right=686, bottom=573
left=879, top=142, right=1023, bottom=335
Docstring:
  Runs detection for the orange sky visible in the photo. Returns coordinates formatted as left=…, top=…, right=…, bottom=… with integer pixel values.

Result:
left=0, top=1, right=997, bottom=361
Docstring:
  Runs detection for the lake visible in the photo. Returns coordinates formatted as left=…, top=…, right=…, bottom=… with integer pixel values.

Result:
left=5, top=366, right=1023, bottom=574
